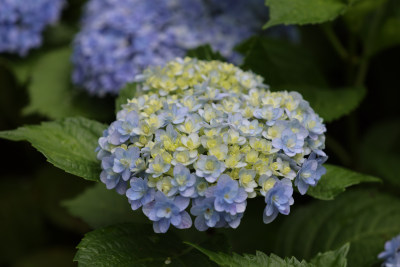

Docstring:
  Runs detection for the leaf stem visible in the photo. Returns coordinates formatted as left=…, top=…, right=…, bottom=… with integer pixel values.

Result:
left=321, top=23, right=349, bottom=60
left=354, top=3, right=386, bottom=86
left=326, top=135, right=352, bottom=167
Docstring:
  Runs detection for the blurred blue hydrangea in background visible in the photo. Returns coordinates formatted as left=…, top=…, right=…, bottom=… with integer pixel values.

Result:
left=379, top=234, right=400, bottom=267
left=0, top=0, right=65, bottom=56
left=72, top=0, right=297, bottom=96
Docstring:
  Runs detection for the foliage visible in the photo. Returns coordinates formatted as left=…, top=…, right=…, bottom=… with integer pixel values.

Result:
left=274, top=190, right=400, bottom=266
left=306, top=164, right=380, bottom=200
left=115, top=83, right=137, bottom=113
left=264, top=0, right=357, bottom=28
left=188, top=242, right=349, bottom=267
left=74, top=223, right=228, bottom=267
left=0, top=0, right=399, bottom=265
left=237, top=37, right=366, bottom=122
left=359, top=120, right=400, bottom=187
left=0, top=117, right=106, bottom=181
left=63, top=183, right=148, bottom=228
left=22, top=46, right=113, bottom=121
left=186, top=45, right=226, bottom=61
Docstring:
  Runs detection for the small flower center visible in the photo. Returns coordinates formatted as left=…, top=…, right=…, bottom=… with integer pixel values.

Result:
left=205, top=160, right=215, bottom=171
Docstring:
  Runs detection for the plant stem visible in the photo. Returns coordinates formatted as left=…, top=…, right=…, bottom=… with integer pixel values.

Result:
left=321, top=23, right=349, bottom=60
left=346, top=3, right=387, bottom=168
left=326, top=134, right=352, bottom=167
left=354, top=3, right=386, bottom=86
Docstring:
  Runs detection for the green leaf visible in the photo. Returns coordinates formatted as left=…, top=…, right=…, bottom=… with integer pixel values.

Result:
left=307, top=164, right=381, bottom=200
left=238, top=37, right=328, bottom=88
left=293, top=86, right=366, bottom=122
left=0, top=117, right=106, bottom=181
left=34, top=166, right=91, bottom=233
left=187, top=242, right=349, bottom=267
left=237, top=37, right=365, bottom=121
left=264, top=0, right=355, bottom=29
left=344, top=0, right=400, bottom=56
left=359, top=120, right=400, bottom=187
left=310, top=243, right=349, bottom=267
left=371, top=17, right=400, bottom=55
left=187, top=244, right=308, bottom=267
left=344, top=0, right=387, bottom=33
left=74, top=223, right=226, bottom=267
left=63, top=183, right=147, bottom=228
left=115, top=83, right=137, bottom=113
left=274, top=190, right=400, bottom=267
left=186, top=45, right=226, bottom=61
left=23, top=46, right=113, bottom=121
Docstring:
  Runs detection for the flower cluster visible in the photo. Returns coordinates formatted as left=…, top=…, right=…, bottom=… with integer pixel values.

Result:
left=97, top=58, right=327, bottom=233
left=71, top=0, right=271, bottom=96
left=0, top=0, right=65, bottom=56
left=379, top=234, right=400, bottom=267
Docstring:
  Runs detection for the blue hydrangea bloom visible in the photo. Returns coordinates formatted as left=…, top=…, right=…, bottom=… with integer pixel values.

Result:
left=195, top=155, right=226, bottom=183
left=190, top=197, right=222, bottom=231
left=100, top=155, right=127, bottom=194
left=71, top=0, right=270, bottom=96
left=263, top=178, right=294, bottom=224
left=96, top=58, right=328, bottom=232
left=171, top=164, right=197, bottom=197
left=116, top=110, right=140, bottom=140
left=113, top=146, right=140, bottom=181
left=205, top=174, right=247, bottom=215
left=146, top=155, right=171, bottom=178
left=0, top=0, right=64, bottom=56
left=303, top=113, right=326, bottom=140
left=143, top=192, right=192, bottom=233
left=253, top=106, right=284, bottom=126
left=379, top=234, right=400, bottom=267
left=295, top=153, right=328, bottom=195
left=126, top=177, right=155, bottom=210
left=222, top=212, right=244, bottom=229
left=272, top=128, right=304, bottom=157
left=160, top=104, right=188, bottom=125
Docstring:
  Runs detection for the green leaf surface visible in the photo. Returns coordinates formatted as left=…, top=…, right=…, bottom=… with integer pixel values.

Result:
left=115, top=83, right=137, bottom=113
left=344, top=0, right=400, bottom=56
left=307, top=164, right=381, bottom=200
left=74, top=223, right=226, bottom=267
left=237, top=37, right=328, bottom=88
left=188, top=242, right=349, bottom=267
left=0, top=117, right=106, bottom=181
left=34, top=167, right=91, bottom=233
left=344, top=0, right=387, bottom=33
left=293, top=86, right=366, bottom=122
left=310, top=243, right=349, bottom=267
left=63, top=183, right=147, bottom=228
left=237, top=37, right=365, bottom=121
left=23, top=46, right=113, bottom=121
left=371, top=17, right=400, bottom=55
left=186, top=45, right=226, bottom=61
left=359, top=120, right=400, bottom=187
left=264, top=0, right=354, bottom=28
left=275, top=190, right=400, bottom=267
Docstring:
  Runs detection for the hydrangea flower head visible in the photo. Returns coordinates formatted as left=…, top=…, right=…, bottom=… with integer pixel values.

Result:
left=379, top=234, right=400, bottom=267
left=71, top=0, right=270, bottom=96
left=0, top=0, right=65, bottom=56
left=97, top=58, right=328, bottom=232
